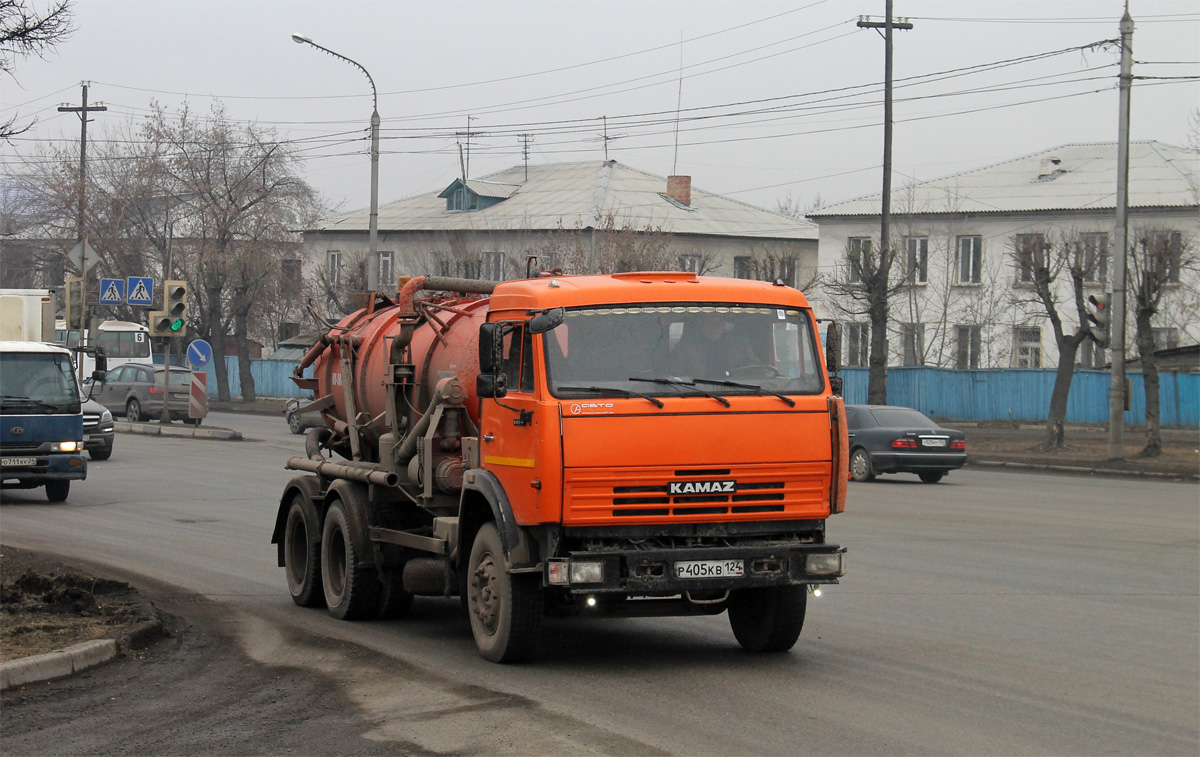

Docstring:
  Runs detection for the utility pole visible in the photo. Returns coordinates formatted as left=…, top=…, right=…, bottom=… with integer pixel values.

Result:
left=1109, top=4, right=1134, bottom=459
left=519, top=134, right=533, bottom=181
left=857, top=3, right=913, bottom=404
left=58, top=82, right=106, bottom=377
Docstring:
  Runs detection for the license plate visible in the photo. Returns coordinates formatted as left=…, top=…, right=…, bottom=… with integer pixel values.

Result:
left=675, top=559, right=744, bottom=579
left=1, top=457, right=37, bottom=467
left=922, top=438, right=948, bottom=447
left=83, top=435, right=91, bottom=442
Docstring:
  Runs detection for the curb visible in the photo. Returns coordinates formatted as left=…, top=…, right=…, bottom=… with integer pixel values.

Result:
left=115, top=421, right=242, bottom=441
left=968, top=459, right=1198, bottom=481
left=0, top=639, right=118, bottom=690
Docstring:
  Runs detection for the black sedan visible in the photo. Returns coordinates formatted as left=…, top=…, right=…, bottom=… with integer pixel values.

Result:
left=845, top=405, right=966, bottom=483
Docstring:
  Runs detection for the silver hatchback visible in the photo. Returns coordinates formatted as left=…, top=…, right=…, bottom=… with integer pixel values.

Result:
left=94, top=364, right=201, bottom=423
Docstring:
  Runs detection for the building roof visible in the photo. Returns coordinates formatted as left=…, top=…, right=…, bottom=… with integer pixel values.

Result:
left=308, top=160, right=817, bottom=241
left=809, top=141, right=1200, bottom=219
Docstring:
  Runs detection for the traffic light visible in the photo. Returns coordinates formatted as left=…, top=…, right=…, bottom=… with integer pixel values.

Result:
left=1086, top=292, right=1111, bottom=347
left=64, top=277, right=84, bottom=330
left=149, top=281, right=189, bottom=337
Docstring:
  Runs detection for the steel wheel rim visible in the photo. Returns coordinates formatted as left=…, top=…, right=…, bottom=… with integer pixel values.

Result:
left=470, top=550, right=501, bottom=635
left=851, top=451, right=868, bottom=478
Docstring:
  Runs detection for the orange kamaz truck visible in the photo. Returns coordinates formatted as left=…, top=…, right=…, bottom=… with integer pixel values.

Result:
left=272, top=272, right=848, bottom=662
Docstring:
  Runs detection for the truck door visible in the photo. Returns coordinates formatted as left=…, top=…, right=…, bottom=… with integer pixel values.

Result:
left=480, top=323, right=542, bottom=521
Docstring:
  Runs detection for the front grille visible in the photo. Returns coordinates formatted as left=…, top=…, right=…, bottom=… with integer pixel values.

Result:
left=1, top=443, right=42, bottom=455
left=564, top=462, right=830, bottom=525
left=83, top=413, right=99, bottom=432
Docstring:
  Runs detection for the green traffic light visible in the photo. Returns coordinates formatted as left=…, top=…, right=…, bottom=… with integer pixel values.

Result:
left=170, top=318, right=184, bottom=331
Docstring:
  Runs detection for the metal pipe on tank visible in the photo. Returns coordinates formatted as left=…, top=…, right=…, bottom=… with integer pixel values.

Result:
left=285, top=456, right=399, bottom=487
left=396, top=275, right=497, bottom=317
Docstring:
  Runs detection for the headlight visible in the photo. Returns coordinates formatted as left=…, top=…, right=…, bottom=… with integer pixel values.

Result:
left=569, top=561, right=604, bottom=584
left=100, top=409, right=112, bottom=423
left=55, top=441, right=80, bottom=453
left=805, top=552, right=845, bottom=577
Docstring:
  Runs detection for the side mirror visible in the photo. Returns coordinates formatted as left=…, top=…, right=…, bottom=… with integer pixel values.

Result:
left=91, top=369, right=107, bottom=384
left=478, top=323, right=505, bottom=373
left=93, top=347, right=107, bottom=374
left=824, top=321, right=841, bottom=375
left=476, top=373, right=508, bottom=399
left=529, top=307, right=564, bottom=335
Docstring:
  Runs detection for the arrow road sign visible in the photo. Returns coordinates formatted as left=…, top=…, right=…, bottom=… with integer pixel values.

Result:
left=127, top=277, right=154, bottom=306
left=186, top=339, right=213, bottom=369
left=99, top=278, right=125, bottom=304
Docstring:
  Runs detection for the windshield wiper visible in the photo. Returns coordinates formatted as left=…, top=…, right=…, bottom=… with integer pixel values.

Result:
left=0, top=395, right=63, bottom=411
left=558, top=385, right=665, bottom=409
left=627, top=377, right=731, bottom=408
left=693, top=378, right=796, bottom=407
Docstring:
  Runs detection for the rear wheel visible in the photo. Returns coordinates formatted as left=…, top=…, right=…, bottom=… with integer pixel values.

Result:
left=728, top=585, right=807, bottom=652
left=466, top=523, right=542, bottom=663
left=126, top=397, right=143, bottom=422
left=918, top=472, right=945, bottom=484
left=849, top=448, right=875, bottom=482
left=45, top=480, right=69, bottom=502
left=321, top=497, right=379, bottom=619
left=283, top=490, right=324, bottom=607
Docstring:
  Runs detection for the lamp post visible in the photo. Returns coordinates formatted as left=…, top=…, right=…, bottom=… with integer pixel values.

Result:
left=292, top=33, right=380, bottom=293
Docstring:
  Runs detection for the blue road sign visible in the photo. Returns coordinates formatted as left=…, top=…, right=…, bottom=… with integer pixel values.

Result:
left=186, top=339, right=213, bottom=369
left=127, top=277, right=154, bottom=306
left=99, top=278, right=125, bottom=305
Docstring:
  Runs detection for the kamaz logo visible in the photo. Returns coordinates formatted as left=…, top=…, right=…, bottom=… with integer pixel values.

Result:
left=668, top=480, right=737, bottom=495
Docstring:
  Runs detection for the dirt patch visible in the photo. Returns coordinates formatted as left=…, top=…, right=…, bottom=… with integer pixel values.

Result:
left=963, top=425, right=1199, bottom=478
left=0, top=546, right=159, bottom=662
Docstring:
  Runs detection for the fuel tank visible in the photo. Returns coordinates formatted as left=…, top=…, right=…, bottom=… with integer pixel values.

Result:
left=311, top=294, right=491, bottom=453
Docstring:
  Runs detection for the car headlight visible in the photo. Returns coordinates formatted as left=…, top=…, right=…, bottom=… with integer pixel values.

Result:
left=100, top=409, right=112, bottom=423
left=55, top=441, right=80, bottom=452
left=805, top=552, right=845, bottom=577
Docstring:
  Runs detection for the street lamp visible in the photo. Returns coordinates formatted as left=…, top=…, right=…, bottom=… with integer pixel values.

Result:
left=292, top=33, right=381, bottom=293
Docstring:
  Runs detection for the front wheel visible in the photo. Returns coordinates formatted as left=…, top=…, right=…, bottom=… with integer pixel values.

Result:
left=126, top=397, right=143, bottom=422
left=919, top=472, right=945, bottom=484
left=728, top=585, right=807, bottom=652
left=90, top=446, right=112, bottom=461
left=287, top=411, right=304, bottom=435
left=45, top=480, right=70, bottom=502
left=466, top=523, right=542, bottom=663
left=849, top=448, right=875, bottom=482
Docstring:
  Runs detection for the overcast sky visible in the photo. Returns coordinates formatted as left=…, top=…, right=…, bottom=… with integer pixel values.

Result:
left=3, top=0, right=1198, bottom=218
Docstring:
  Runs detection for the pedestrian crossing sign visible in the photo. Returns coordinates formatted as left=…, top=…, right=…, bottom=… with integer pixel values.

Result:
left=99, top=278, right=125, bottom=304
left=127, top=277, right=154, bottom=306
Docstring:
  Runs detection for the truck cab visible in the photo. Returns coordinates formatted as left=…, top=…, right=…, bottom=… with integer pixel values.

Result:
left=0, top=341, right=89, bottom=501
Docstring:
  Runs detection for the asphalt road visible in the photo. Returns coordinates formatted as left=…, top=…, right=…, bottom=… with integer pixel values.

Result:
left=1, top=412, right=1197, bottom=755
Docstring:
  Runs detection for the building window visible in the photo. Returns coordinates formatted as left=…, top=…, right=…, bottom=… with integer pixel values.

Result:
left=378, top=251, right=394, bottom=288
left=845, top=323, right=869, bottom=367
left=446, top=187, right=478, bottom=212
left=957, top=236, right=982, bottom=284
left=904, top=236, right=928, bottom=284
left=1142, top=231, right=1182, bottom=284
left=733, top=256, right=753, bottom=279
left=1079, top=340, right=1105, bottom=369
left=679, top=254, right=702, bottom=274
left=955, top=325, right=981, bottom=369
left=847, top=237, right=871, bottom=283
left=481, top=251, right=506, bottom=281
left=279, top=321, right=301, bottom=342
left=1015, top=233, right=1045, bottom=285
left=281, top=258, right=301, bottom=288
left=1081, top=232, right=1108, bottom=283
left=900, top=322, right=924, bottom=366
left=733, top=256, right=796, bottom=286
left=1151, top=327, right=1179, bottom=352
left=1012, top=326, right=1042, bottom=368
left=327, top=250, right=341, bottom=286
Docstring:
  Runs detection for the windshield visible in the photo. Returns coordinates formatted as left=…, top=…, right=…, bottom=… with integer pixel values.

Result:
left=0, top=352, right=81, bottom=410
left=544, top=303, right=825, bottom=399
left=97, top=329, right=150, bottom=359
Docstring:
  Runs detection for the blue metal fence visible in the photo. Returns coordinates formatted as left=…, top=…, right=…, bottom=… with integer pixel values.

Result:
left=166, top=355, right=1197, bottom=427
left=840, top=367, right=1198, bottom=427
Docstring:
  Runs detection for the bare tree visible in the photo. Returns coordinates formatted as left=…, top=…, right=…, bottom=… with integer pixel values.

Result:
left=1008, top=230, right=1104, bottom=449
left=1128, top=228, right=1196, bottom=457
left=1, top=0, right=73, bottom=140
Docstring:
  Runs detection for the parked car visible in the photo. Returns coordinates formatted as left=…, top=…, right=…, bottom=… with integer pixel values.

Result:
left=94, top=364, right=200, bottom=423
left=845, top=405, right=966, bottom=483
left=80, top=392, right=115, bottom=460
left=283, top=396, right=322, bottom=435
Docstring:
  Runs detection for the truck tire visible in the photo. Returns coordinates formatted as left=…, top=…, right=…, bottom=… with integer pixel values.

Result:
left=466, top=522, right=542, bottom=663
left=728, top=585, right=807, bottom=653
left=321, top=497, right=379, bottom=620
left=45, top=480, right=69, bottom=502
left=283, top=490, right=324, bottom=607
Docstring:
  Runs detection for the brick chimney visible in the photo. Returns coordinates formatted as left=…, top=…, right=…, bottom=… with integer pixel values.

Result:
left=666, top=175, right=692, bottom=207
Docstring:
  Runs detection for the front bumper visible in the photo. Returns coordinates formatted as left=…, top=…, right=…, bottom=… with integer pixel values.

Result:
left=1, top=453, right=87, bottom=485
left=546, top=542, right=846, bottom=595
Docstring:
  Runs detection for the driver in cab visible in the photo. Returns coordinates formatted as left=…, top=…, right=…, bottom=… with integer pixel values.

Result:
left=669, top=312, right=758, bottom=379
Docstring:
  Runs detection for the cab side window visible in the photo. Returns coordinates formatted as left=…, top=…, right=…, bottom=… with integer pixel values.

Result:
left=502, top=324, right=535, bottom=394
